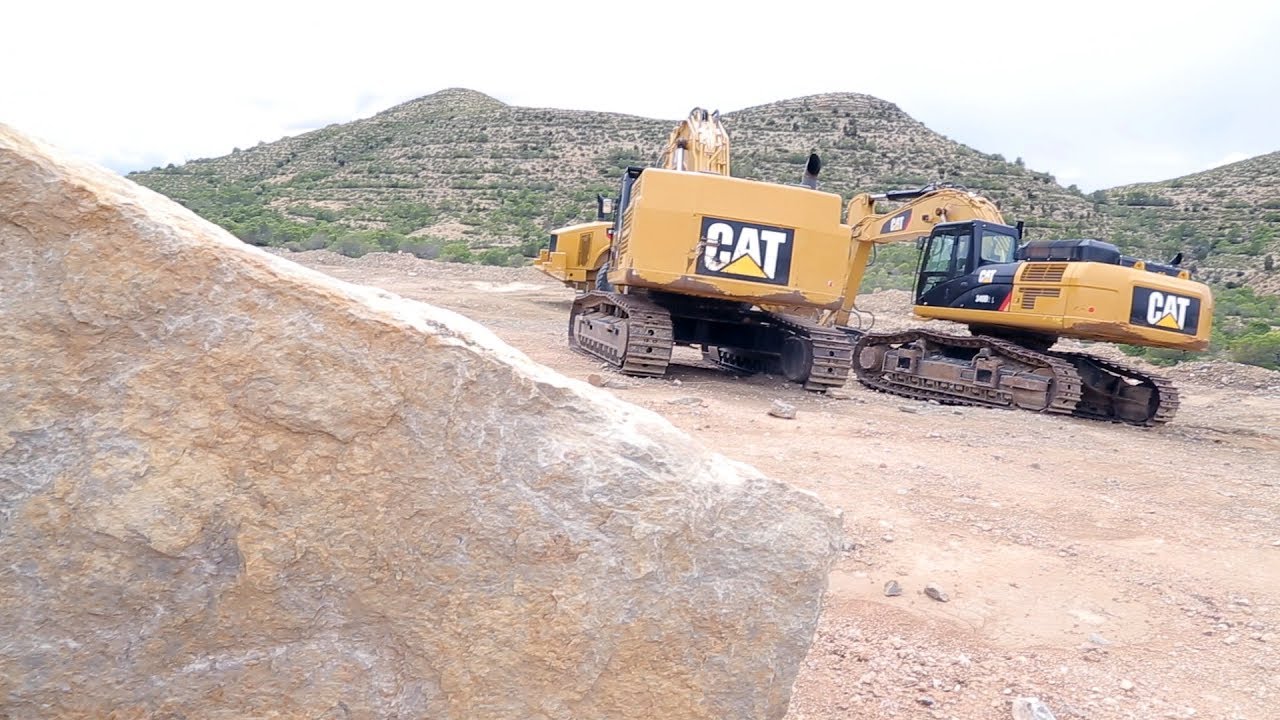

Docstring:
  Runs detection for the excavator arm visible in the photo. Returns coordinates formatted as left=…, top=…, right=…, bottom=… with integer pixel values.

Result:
left=832, top=185, right=1011, bottom=325
left=658, top=107, right=731, bottom=175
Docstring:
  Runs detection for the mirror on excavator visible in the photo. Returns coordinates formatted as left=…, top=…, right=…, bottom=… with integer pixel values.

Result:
left=596, top=194, right=614, bottom=221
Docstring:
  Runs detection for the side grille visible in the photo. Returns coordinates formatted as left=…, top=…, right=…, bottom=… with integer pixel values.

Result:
left=1020, top=287, right=1061, bottom=310
left=576, top=232, right=592, bottom=267
left=1021, top=263, right=1068, bottom=282
left=616, top=207, right=634, bottom=257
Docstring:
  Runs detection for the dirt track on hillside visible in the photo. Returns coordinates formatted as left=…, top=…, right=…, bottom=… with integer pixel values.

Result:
left=276, top=249, right=1280, bottom=720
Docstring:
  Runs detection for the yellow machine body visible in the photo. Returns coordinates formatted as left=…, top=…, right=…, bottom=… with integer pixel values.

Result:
left=915, top=260, right=1214, bottom=351
left=533, top=220, right=613, bottom=291
left=606, top=168, right=852, bottom=312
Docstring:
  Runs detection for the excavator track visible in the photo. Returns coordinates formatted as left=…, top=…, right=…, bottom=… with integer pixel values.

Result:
left=703, top=346, right=773, bottom=376
left=568, top=291, right=674, bottom=377
left=692, top=310, right=854, bottom=391
left=762, top=310, right=855, bottom=391
left=1047, top=350, right=1179, bottom=426
left=851, top=329, right=1083, bottom=417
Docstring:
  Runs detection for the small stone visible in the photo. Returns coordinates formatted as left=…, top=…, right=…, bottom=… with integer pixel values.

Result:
left=918, top=694, right=936, bottom=707
left=828, top=389, right=851, bottom=399
left=1030, top=462, right=1042, bottom=470
left=1223, top=635, right=1238, bottom=645
left=1119, top=679, right=1135, bottom=692
left=884, top=580, right=903, bottom=597
left=1088, top=633, right=1110, bottom=646
left=671, top=378, right=683, bottom=386
left=899, top=405, right=919, bottom=413
left=927, top=432, right=942, bottom=439
left=882, top=534, right=895, bottom=543
left=769, top=400, right=796, bottom=419
left=878, top=462, right=888, bottom=469
left=1012, top=697, right=1058, bottom=720
left=924, top=583, right=950, bottom=602
left=587, top=372, right=635, bottom=389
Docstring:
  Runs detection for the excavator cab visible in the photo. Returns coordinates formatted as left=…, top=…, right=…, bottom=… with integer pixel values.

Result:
left=913, top=220, right=1022, bottom=307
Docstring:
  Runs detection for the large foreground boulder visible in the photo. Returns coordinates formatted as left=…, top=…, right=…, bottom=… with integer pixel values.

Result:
left=0, top=125, right=843, bottom=718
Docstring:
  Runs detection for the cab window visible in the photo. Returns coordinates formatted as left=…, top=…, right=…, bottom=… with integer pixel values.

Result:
left=980, top=231, right=1017, bottom=266
left=923, top=232, right=962, bottom=273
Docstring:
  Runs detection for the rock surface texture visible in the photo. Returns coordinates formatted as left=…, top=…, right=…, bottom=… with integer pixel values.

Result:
left=0, top=125, right=843, bottom=719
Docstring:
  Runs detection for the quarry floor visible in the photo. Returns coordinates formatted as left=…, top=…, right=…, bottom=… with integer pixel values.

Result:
left=277, top=249, right=1280, bottom=720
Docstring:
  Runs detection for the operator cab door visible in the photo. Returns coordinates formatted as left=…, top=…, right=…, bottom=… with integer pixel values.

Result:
left=914, top=227, right=974, bottom=306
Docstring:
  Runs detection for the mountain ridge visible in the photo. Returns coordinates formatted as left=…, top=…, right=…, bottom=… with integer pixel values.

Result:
left=127, top=86, right=1278, bottom=297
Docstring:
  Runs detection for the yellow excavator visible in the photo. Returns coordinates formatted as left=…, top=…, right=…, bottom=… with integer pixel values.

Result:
left=834, top=185, right=1211, bottom=425
left=534, top=109, right=1213, bottom=426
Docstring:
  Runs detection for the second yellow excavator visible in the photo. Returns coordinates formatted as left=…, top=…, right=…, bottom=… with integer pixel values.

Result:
left=534, top=109, right=1213, bottom=426
left=831, top=184, right=1212, bottom=425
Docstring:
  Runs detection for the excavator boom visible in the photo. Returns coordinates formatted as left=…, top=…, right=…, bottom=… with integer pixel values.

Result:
left=834, top=185, right=1007, bottom=325
left=659, top=107, right=731, bottom=175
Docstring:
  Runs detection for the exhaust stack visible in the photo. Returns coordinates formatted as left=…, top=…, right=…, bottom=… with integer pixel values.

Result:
left=801, top=153, right=821, bottom=189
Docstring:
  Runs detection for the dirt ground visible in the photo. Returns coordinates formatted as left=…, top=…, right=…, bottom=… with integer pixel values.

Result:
left=274, top=249, right=1280, bottom=720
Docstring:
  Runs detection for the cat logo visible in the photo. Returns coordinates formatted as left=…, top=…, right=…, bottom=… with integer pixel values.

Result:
left=697, top=216, right=794, bottom=286
left=880, top=209, right=912, bottom=235
left=1130, top=287, right=1200, bottom=335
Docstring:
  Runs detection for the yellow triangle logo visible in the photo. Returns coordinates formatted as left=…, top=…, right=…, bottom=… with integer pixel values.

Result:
left=1156, top=312, right=1181, bottom=329
left=723, top=254, right=767, bottom=278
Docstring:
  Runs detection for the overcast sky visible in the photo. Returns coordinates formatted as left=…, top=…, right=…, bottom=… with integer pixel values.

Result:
left=4, top=0, right=1278, bottom=191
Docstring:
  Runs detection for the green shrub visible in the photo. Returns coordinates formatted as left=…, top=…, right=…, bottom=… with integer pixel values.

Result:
left=1120, top=191, right=1175, bottom=207
left=1229, top=331, right=1280, bottom=370
left=334, top=236, right=372, bottom=258
left=402, top=237, right=443, bottom=259
left=478, top=248, right=511, bottom=266
left=440, top=242, right=473, bottom=263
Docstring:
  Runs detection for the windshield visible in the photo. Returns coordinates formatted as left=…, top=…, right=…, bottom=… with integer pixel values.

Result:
left=980, top=230, right=1017, bottom=265
left=922, top=233, right=957, bottom=273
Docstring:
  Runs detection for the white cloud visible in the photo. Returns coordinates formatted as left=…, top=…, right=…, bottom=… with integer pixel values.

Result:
left=3, top=0, right=1278, bottom=189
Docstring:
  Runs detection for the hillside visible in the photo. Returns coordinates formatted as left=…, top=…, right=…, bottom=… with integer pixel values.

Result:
left=127, top=88, right=1103, bottom=268
left=1096, top=151, right=1280, bottom=294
